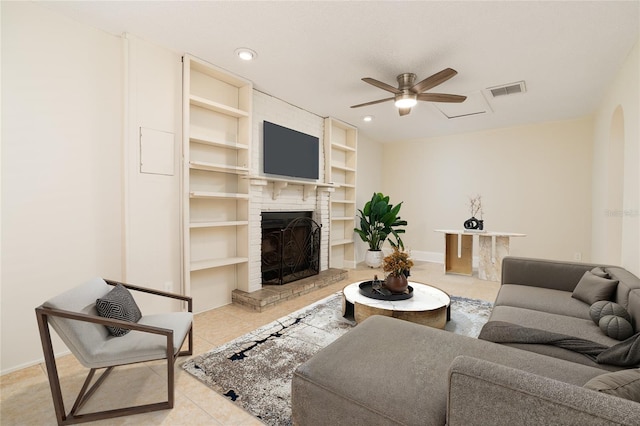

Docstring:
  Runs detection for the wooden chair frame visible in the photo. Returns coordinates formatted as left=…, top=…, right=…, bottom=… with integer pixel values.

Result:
left=35, top=279, right=193, bottom=425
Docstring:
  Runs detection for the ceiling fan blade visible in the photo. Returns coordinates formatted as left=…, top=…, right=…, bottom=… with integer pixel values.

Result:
left=417, top=93, right=467, bottom=103
left=398, top=107, right=411, bottom=116
left=350, top=97, right=394, bottom=108
left=362, top=78, right=402, bottom=94
left=411, top=68, right=458, bottom=93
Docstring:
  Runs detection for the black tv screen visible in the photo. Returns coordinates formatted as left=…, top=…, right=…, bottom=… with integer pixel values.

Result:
left=263, top=121, right=319, bottom=180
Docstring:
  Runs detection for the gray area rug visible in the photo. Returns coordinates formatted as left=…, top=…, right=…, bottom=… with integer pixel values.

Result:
left=182, top=292, right=493, bottom=425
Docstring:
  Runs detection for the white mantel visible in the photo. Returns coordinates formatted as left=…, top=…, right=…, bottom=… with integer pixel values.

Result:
left=245, top=175, right=336, bottom=200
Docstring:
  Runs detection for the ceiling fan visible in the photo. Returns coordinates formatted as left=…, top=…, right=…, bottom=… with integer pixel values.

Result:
left=351, top=68, right=467, bottom=116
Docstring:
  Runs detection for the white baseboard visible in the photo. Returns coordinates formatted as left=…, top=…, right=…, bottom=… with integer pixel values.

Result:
left=410, top=250, right=444, bottom=263
left=410, top=250, right=480, bottom=268
left=1, top=349, right=71, bottom=377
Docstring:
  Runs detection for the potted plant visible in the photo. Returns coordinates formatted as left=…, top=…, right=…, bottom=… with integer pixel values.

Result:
left=354, top=192, right=407, bottom=268
left=382, top=247, right=414, bottom=293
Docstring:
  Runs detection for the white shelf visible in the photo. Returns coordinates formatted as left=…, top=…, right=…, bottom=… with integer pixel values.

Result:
left=332, top=216, right=355, bottom=221
left=190, top=135, right=249, bottom=150
left=190, top=191, right=249, bottom=200
left=190, top=257, right=249, bottom=271
left=331, top=199, right=356, bottom=204
left=331, top=164, right=356, bottom=172
left=190, top=221, right=249, bottom=229
left=331, top=239, right=354, bottom=247
left=331, top=142, right=356, bottom=152
left=190, top=161, right=249, bottom=174
left=190, top=95, right=249, bottom=118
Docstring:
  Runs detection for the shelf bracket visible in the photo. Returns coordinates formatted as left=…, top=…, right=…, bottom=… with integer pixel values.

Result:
left=303, top=184, right=318, bottom=201
left=273, top=181, right=288, bottom=200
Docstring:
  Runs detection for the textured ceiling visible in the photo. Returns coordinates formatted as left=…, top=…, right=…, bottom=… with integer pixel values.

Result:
left=37, top=1, right=639, bottom=143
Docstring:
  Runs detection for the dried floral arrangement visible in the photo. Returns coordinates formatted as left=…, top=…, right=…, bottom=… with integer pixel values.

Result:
left=469, top=194, right=484, bottom=219
left=382, top=247, right=414, bottom=277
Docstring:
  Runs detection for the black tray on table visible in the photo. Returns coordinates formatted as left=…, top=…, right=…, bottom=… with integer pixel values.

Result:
left=358, top=281, right=414, bottom=300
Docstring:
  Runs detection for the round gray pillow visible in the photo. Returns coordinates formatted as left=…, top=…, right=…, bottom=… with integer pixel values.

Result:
left=590, top=300, right=631, bottom=325
left=599, top=315, right=634, bottom=340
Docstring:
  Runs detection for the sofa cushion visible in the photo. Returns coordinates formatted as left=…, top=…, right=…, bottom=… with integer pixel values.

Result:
left=488, top=306, right=619, bottom=348
left=96, top=284, right=142, bottom=337
left=590, top=266, right=610, bottom=278
left=607, top=267, right=640, bottom=309
left=501, top=257, right=599, bottom=292
left=590, top=300, right=631, bottom=325
left=448, top=357, right=640, bottom=426
left=584, top=369, right=640, bottom=402
left=496, top=284, right=591, bottom=320
left=599, top=315, right=635, bottom=341
left=572, top=272, right=618, bottom=305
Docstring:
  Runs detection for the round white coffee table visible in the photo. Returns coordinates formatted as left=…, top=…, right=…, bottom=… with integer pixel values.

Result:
left=342, top=281, right=451, bottom=329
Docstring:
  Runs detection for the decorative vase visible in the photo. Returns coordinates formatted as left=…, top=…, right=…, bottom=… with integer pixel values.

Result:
left=384, top=273, right=408, bottom=294
left=464, top=217, right=483, bottom=230
left=365, top=250, right=383, bottom=268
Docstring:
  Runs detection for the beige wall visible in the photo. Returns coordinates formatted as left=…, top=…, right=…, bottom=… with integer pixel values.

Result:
left=355, top=133, right=383, bottom=261
left=1, top=2, right=123, bottom=372
left=591, top=39, right=639, bottom=275
left=380, top=118, right=594, bottom=263
left=123, top=35, right=183, bottom=313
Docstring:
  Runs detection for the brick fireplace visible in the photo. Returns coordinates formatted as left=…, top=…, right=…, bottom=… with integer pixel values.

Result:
left=231, top=177, right=347, bottom=311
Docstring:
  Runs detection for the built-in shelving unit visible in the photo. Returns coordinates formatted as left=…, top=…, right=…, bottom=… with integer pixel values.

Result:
left=183, top=55, right=252, bottom=312
left=324, top=117, right=357, bottom=269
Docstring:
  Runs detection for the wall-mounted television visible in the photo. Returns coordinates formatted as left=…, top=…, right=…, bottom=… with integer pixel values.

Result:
left=263, top=121, right=319, bottom=180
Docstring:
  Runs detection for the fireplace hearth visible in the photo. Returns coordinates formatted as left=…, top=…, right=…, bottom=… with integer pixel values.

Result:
left=261, top=211, right=321, bottom=285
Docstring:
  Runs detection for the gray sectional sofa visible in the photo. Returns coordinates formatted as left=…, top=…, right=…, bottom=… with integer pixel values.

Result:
left=291, top=257, right=640, bottom=425
left=480, top=257, right=640, bottom=370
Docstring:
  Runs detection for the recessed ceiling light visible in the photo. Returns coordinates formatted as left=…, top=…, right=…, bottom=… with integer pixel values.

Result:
left=235, top=48, right=257, bottom=61
left=363, top=115, right=374, bottom=122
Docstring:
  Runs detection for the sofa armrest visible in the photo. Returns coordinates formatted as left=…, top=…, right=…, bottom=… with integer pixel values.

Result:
left=501, top=256, right=606, bottom=292
left=447, top=356, right=640, bottom=426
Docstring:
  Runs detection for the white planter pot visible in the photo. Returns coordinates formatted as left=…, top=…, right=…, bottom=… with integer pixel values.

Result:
left=365, top=250, right=384, bottom=268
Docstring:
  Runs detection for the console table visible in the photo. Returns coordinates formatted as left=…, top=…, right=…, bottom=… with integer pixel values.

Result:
left=434, top=230, right=526, bottom=282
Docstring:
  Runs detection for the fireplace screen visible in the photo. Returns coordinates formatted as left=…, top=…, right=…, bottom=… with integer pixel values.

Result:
left=261, top=212, right=321, bottom=285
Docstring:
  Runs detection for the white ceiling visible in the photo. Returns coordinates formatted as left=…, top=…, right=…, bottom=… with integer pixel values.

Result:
left=37, top=1, right=639, bottom=143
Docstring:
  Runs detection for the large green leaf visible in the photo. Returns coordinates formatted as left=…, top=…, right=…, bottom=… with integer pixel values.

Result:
left=354, top=192, right=407, bottom=250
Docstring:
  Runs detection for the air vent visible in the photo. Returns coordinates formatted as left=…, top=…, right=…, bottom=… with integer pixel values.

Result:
left=488, top=81, right=526, bottom=98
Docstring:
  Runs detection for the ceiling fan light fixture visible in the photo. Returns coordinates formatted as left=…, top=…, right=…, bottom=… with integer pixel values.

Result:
left=394, top=94, right=417, bottom=109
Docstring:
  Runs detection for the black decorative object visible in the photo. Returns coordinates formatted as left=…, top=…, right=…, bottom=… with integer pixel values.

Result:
left=359, top=281, right=414, bottom=300
left=463, top=217, right=483, bottom=230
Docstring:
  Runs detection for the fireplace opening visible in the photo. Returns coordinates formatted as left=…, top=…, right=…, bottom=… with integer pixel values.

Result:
left=261, top=211, right=321, bottom=285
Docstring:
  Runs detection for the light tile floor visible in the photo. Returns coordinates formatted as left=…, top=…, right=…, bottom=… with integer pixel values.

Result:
left=0, top=262, right=500, bottom=425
